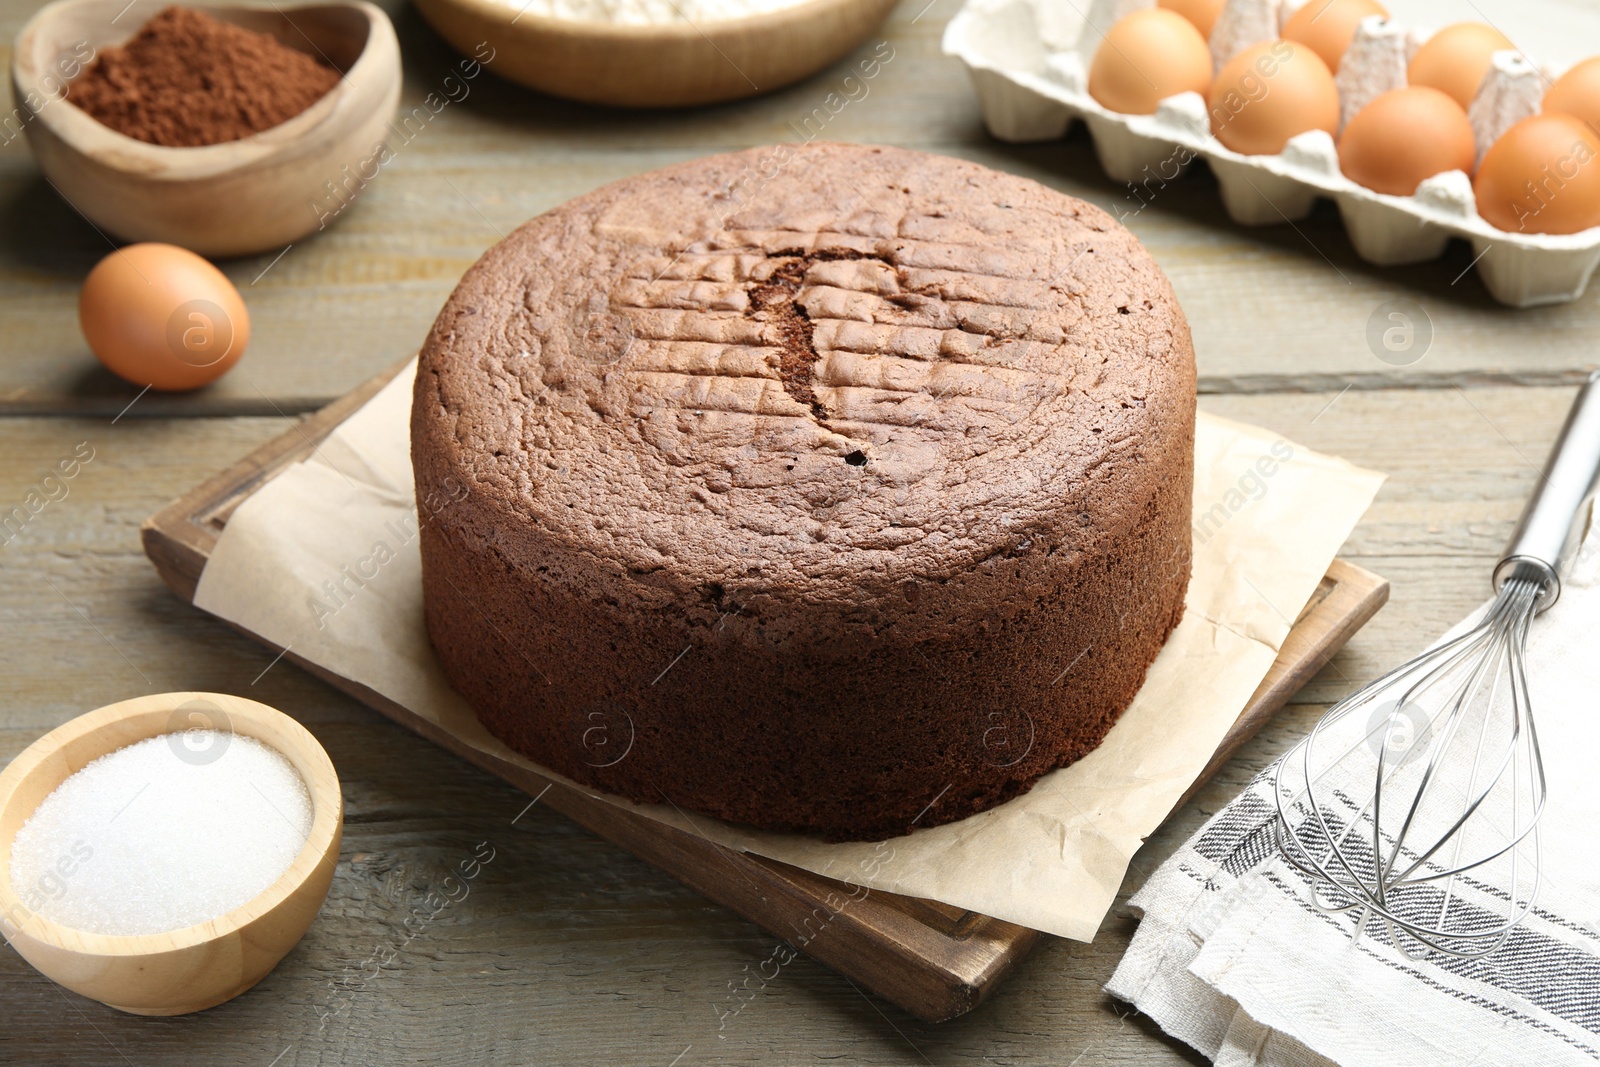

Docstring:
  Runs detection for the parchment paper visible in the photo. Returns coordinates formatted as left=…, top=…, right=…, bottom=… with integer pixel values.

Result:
left=194, top=361, right=1383, bottom=941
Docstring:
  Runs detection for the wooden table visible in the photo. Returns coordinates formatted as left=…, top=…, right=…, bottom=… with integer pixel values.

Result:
left=1, top=0, right=1594, bottom=1062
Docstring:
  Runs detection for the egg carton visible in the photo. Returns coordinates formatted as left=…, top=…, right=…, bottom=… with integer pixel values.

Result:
left=942, top=0, right=1600, bottom=307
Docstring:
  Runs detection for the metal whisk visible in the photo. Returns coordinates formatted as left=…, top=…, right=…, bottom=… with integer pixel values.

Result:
left=1274, top=370, right=1600, bottom=959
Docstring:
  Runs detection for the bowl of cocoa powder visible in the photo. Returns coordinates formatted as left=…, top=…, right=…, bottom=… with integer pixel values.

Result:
left=11, top=0, right=400, bottom=256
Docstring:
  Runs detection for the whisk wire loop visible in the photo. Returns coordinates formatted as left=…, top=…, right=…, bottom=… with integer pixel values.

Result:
left=1273, top=372, right=1600, bottom=959
left=1273, top=575, right=1549, bottom=960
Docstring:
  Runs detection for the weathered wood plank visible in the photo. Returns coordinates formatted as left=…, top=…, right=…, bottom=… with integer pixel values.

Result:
left=0, top=0, right=1596, bottom=414
left=0, top=382, right=1578, bottom=1062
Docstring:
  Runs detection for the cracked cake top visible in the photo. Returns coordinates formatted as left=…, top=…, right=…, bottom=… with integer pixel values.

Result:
left=412, top=143, right=1195, bottom=598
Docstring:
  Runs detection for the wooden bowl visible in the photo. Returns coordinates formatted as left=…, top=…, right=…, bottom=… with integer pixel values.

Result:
left=413, top=0, right=899, bottom=108
left=0, top=692, right=342, bottom=1015
left=11, top=0, right=401, bottom=256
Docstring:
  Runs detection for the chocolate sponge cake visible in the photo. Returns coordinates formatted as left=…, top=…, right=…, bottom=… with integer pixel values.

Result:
left=412, top=143, right=1196, bottom=841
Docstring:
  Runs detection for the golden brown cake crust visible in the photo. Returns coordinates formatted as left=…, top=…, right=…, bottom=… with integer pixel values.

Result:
left=412, top=143, right=1196, bottom=840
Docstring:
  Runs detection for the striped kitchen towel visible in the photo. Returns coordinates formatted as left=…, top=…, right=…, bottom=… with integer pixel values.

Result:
left=1107, top=521, right=1600, bottom=1067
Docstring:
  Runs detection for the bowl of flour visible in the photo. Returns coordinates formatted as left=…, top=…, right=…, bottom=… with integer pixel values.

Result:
left=413, top=0, right=898, bottom=106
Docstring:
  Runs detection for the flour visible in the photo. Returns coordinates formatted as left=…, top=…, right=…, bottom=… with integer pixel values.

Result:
left=496, top=0, right=813, bottom=24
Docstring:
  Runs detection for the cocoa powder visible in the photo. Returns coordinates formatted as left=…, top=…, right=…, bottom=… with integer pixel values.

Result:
left=68, top=7, right=341, bottom=147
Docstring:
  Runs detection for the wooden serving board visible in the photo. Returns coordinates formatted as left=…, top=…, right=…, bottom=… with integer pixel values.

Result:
left=140, top=361, right=1388, bottom=1024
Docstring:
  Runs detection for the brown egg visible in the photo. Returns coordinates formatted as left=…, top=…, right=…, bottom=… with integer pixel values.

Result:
left=1339, top=87, right=1476, bottom=195
left=1282, top=0, right=1388, bottom=73
left=79, top=244, right=251, bottom=391
left=1158, top=0, right=1226, bottom=39
left=1209, top=40, right=1340, bottom=155
left=1089, top=9, right=1213, bottom=115
left=1408, top=23, right=1516, bottom=109
left=1545, top=57, right=1600, bottom=132
left=1475, top=113, right=1600, bottom=234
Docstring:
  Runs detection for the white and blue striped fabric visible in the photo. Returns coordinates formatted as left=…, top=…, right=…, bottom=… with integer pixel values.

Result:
left=1108, top=518, right=1600, bottom=1067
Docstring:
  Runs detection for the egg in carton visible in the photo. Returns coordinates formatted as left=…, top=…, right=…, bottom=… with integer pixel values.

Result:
left=942, top=0, right=1600, bottom=308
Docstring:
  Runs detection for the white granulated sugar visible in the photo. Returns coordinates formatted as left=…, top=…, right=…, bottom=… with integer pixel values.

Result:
left=495, top=0, right=811, bottom=25
left=8, top=732, right=314, bottom=937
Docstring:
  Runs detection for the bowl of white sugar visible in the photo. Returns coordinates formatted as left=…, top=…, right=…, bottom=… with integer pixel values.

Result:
left=413, top=0, right=898, bottom=107
left=0, top=692, right=341, bottom=1015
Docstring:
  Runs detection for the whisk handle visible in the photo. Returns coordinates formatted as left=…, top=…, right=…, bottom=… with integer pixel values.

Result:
left=1496, top=369, right=1600, bottom=608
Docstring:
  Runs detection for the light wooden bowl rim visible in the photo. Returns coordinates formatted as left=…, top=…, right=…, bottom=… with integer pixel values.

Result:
left=14, top=0, right=391, bottom=177
left=436, top=0, right=881, bottom=44
left=0, top=691, right=341, bottom=958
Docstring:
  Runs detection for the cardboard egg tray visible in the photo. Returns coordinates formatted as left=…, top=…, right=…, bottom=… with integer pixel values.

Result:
left=942, top=0, right=1600, bottom=307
